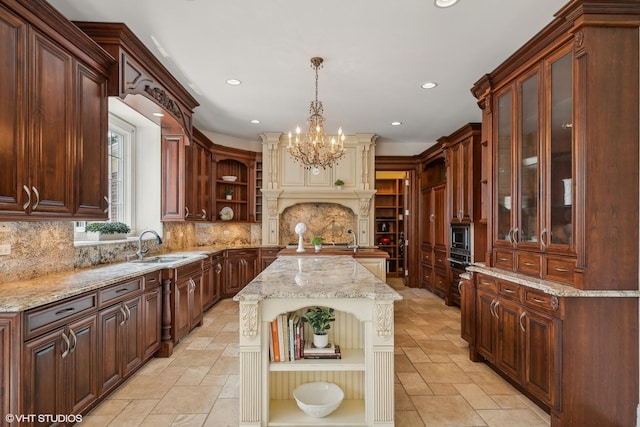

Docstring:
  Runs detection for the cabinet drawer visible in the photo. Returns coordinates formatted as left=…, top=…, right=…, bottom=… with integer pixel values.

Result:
left=494, top=250, right=514, bottom=270
left=516, top=252, right=541, bottom=276
left=523, top=289, right=559, bottom=315
left=176, top=260, right=203, bottom=278
left=434, top=249, right=448, bottom=270
left=434, top=268, right=448, bottom=293
left=227, top=248, right=259, bottom=258
left=476, top=274, right=497, bottom=293
left=421, top=263, right=433, bottom=287
left=497, top=280, right=521, bottom=302
left=421, top=249, right=433, bottom=265
left=144, top=271, right=162, bottom=290
left=24, top=293, right=97, bottom=339
left=261, top=247, right=281, bottom=257
left=98, top=277, right=143, bottom=307
left=543, top=256, right=575, bottom=285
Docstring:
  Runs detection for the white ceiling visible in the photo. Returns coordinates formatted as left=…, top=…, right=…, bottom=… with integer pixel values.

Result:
left=49, top=0, right=566, bottom=155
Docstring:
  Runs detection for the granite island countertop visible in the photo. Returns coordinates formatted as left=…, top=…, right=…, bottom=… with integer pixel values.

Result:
left=233, top=255, right=402, bottom=302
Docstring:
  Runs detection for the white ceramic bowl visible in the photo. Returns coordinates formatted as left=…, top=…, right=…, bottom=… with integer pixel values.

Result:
left=221, top=175, right=237, bottom=182
left=293, top=382, right=344, bottom=418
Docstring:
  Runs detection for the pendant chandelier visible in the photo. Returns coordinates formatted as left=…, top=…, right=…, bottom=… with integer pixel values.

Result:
left=288, top=57, right=346, bottom=171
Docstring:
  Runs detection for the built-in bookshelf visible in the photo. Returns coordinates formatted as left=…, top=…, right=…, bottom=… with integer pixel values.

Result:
left=375, top=172, right=406, bottom=277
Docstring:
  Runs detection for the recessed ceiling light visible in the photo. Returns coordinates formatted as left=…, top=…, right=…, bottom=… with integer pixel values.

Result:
left=152, top=112, right=164, bottom=117
left=250, top=119, right=261, bottom=124
left=391, top=121, right=402, bottom=126
left=433, top=0, right=459, bottom=8
left=226, top=79, right=241, bottom=86
left=421, top=82, right=438, bottom=89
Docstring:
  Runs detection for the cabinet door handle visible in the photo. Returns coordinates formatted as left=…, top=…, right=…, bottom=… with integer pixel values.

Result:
left=493, top=300, right=500, bottom=319
left=457, top=280, right=463, bottom=293
left=511, top=227, right=519, bottom=245
left=506, top=228, right=512, bottom=244
left=519, top=312, right=526, bottom=332
left=430, top=213, right=435, bottom=222
left=554, top=267, right=569, bottom=272
left=23, top=185, right=31, bottom=210
left=540, top=228, right=547, bottom=250
left=489, top=300, right=496, bottom=317
left=124, top=304, right=131, bottom=321
left=55, top=307, right=75, bottom=316
left=215, top=263, right=222, bottom=274
left=184, top=206, right=190, bottom=218
left=103, top=196, right=109, bottom=214
left=503, top=288, right=516, bottom=294
left=189, top=278, right=196, bottom=292
left=69, top=328, right=77, bottom=353
left=61, top=331, right=70, bottom=358
left=201, top=209, right=207, bottom=219
left=120, top=305, right=127, bottom=325
left=31, top=186, right=40, bottom=210
left=532, top=297, right=546, bottom=304
left=524, top=262, right=535, bottom=267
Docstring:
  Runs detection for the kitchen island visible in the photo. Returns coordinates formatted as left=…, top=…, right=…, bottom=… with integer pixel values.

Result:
left=233, top=255, right=402, bottom=426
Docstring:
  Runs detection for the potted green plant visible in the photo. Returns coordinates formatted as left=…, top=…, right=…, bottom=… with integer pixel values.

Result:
left=224, top=188, right=234, bottom=200
left=310, top=236, right=323, bottom=252
left=334, top=179, right=344, bottom=190
left=85, top=221, right=131, bottom=241
left=302, top=306, right=335, bottom=348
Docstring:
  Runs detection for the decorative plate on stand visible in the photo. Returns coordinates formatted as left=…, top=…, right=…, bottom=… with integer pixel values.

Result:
left=219, top=207, right=234, bottom=220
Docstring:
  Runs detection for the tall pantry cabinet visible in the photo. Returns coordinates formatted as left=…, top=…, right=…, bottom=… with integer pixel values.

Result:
left=467, top=1, right=640, bottom=426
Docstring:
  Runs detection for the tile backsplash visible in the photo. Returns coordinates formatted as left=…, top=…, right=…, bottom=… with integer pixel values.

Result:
left=0, top=220, right=262, bottom=284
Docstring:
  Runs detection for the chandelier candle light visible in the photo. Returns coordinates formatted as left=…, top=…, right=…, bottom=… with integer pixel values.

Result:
left=288, top=57, right=346, bottom=171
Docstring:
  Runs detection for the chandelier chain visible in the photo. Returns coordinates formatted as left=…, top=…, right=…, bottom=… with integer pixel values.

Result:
left=288, top=57, right=346, bottom=170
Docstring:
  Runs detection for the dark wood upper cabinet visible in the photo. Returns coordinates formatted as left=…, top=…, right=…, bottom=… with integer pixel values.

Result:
left=0, top=1, right=113, bottom=220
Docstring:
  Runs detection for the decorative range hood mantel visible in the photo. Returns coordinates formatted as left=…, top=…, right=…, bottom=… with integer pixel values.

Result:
left=260, top=133, right=378, bottom=247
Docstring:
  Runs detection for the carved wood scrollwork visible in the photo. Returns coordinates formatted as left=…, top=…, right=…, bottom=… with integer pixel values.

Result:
left=240, top=303, right=258, bottom=337
left=376, top=303, right=394, bottom=336
left=144, top=85, right=183, bottom=119
left=574, top=31, right=584, bottom=49
left=359, top=198, right=371, bottom=218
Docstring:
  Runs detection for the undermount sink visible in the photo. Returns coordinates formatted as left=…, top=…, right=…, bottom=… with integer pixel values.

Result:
left=132, top=255, right=190, bottom=264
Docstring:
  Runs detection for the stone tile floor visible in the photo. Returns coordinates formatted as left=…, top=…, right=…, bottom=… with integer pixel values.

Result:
left=80, top=279, right=550, bottom=426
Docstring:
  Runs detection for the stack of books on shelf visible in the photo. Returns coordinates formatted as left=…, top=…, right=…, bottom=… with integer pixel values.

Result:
left=269, top=311, right=342, bottom=362
left=302, top=342, right=342, bottom=359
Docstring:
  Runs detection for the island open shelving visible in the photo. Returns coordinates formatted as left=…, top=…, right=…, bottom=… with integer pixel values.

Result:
left=234, top=255, right=401, bottom=426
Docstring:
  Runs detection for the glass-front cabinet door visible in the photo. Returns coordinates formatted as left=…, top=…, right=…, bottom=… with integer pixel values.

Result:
left=544, top=48, right=573, bottom=253
left=517, top=71, right=540, bottom=248
left=495, top=89, right=514, bottom=247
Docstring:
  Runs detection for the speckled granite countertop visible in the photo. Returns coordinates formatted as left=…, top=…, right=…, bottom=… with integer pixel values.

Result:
left=276, top=248, right=389, bottom=258
left=233, top=255, right=402, bottom=302
left=0, top=251, right=215, bottom=313
left=467, top=264, right=640, bottom=297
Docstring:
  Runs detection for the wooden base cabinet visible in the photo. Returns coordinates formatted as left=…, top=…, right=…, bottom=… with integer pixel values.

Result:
left=466, top=268, right=638, bottom=426
left=23, top=314, right=99, bottom=423
left=167, top=260, right=204, bottom=344
left=225, top=249, right=258, bottom=297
